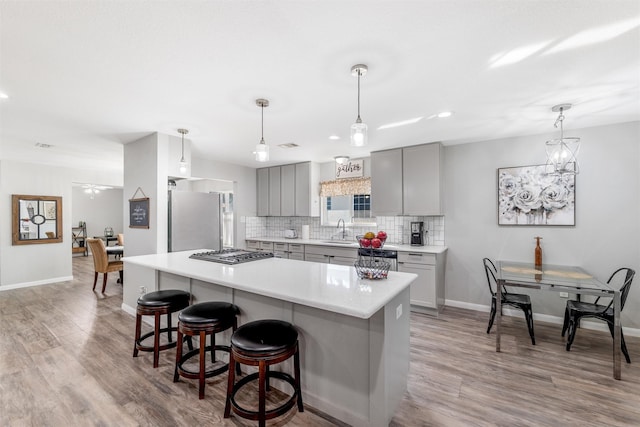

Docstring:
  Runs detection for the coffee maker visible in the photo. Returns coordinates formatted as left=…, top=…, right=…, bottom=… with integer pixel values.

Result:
left=410, top=221, right=425, bottom=246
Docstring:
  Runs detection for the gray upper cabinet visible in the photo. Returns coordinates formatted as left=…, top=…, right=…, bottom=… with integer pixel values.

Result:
left=281, top=164, right=296, bottom=216
left=371, top=148, right=403, bottom=216
left=403, top=143, right=442, bottom=215
left=371, top=142, right=443, bottom=216
left=257, top=168, right=269, bottom=216
left=256, top=162, right=319, bottom=217
left=295, top=162, right=319, bottom=217
left=269, top=166, right=281, bottom=216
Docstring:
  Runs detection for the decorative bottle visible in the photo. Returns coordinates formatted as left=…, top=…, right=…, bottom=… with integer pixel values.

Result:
left=534, top=237, right=542, bottom=268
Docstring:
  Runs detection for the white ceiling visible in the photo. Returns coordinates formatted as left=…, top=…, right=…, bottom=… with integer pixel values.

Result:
left=1, top=1, right=639, bottom=173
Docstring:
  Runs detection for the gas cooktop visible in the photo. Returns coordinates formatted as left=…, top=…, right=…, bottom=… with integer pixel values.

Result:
left=189, top=249, right=274, bottom=265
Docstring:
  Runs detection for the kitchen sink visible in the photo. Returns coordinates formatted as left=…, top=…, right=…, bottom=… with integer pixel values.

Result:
left=322, top=240, right=356, bottom=245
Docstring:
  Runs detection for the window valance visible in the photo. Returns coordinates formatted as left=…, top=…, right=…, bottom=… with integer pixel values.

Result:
left=319, top=177, right=371, bottom=197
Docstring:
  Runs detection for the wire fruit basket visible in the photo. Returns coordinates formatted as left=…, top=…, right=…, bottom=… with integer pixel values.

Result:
left=354, top=259, right=390, bottom=280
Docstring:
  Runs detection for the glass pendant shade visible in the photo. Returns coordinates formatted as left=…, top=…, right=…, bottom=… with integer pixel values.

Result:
left=179, top=158, right=188, bottom=174
left=544, top=104, right=579, bottom=175
left=255, top=139, right=269, bottom=162
left=545, top=137, right=580, bottom=175
left=350, top=120, right=368, bottom=147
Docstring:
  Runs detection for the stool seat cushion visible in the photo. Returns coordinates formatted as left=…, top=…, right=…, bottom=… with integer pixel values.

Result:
left=137, top=289, right=190, bottom=308
left=179, top=301, right=240, bottom=324
left=231, top=320, right=298, bottom=353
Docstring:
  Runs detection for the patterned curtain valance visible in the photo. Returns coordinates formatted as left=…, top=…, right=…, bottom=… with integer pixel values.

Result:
left=319, top=177, right=371, bottom=197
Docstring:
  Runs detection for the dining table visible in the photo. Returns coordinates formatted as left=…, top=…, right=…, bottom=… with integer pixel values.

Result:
left=495, top=260, right=621, bottom=380
left=106, top=245, right=124, bottom=283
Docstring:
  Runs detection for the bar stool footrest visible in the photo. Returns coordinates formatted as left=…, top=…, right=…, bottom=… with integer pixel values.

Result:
left=229, top=371, right=300, bottom=421
left=176, top=345, right=231, bottom=379
left=135, top=326, right=179, bottom=352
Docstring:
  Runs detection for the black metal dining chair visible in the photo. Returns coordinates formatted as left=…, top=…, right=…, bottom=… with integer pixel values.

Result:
left=483, top=258, right=536, bottom=345
left=562, top=267, right=635, bottom=363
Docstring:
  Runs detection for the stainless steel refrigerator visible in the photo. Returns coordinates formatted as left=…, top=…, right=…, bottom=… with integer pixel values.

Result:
left=168, top=190, right=222, bottom=252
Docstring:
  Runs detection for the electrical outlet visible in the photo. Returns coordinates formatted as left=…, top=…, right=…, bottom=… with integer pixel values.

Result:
left=396, top=304, right=403, bottom=319
left=559, top=292, right=569, bottom=298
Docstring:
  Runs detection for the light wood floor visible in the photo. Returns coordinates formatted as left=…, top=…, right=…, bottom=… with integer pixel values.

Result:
left=2, top=256, right=640, bottom=426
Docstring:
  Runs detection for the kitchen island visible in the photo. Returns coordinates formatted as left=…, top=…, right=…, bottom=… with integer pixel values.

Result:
left=123, top=250, right=417, bottom=427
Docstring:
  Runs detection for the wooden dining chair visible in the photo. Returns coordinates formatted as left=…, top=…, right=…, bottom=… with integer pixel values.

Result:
left=87, top=238, right=123, bottom=293
left=562, top=267, right=635, bottom=363
left=483, top=258, right=536, bottom=345
left=117, top=233, right=124, bottom=246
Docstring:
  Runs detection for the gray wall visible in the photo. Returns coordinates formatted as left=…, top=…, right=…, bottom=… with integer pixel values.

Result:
left=0, top=159, right=122, bottom=287
left=72, top=187, right=124, bottom=240
left=443, top=121, right=640, bottom=328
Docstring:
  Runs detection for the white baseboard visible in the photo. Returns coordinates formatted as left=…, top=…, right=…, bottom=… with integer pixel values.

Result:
left=0, top=276, right=74, bottom=291
left=445, top=299, right=640, bottom=337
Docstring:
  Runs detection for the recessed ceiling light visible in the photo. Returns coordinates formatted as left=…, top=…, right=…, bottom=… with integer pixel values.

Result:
left=0, top=92, right=8, bottom=99
left=437, top=111, right=453, bottom=118
left=377, top=117, right=423, bottom=130
left=278, top=143, right=299, bottom=149
left=329, top=135, right=340, bottom=140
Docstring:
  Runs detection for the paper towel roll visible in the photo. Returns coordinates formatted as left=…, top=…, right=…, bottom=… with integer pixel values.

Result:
left=301, top=225, right=310, bottom=240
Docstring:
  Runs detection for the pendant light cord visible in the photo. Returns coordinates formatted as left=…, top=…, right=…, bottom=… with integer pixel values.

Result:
left=356, top=69, right=362, bottom=121
left=261, top=103, right=265, bottom=143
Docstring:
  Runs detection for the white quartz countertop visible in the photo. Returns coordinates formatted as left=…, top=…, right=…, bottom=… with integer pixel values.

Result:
left=124, top=250, right=417, bottom=319
left=247, top=237, right=448, bottom=254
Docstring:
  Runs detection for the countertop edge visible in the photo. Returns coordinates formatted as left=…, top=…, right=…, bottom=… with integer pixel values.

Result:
left=246, top=237, right=448, bottom=254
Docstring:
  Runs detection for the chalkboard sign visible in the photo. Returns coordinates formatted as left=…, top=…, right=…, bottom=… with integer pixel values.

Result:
left=129, top=197, right=150, bottom=229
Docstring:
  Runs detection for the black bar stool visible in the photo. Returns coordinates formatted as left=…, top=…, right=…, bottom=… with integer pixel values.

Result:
left=133, top=289, right=191, bottom=368
left=173, top=301, right=240, bottom=399
left=224, top=319, right=303, bottom=427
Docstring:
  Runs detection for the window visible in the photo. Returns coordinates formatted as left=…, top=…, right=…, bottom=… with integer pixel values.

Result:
left=322, top=194, right=375, bottom=226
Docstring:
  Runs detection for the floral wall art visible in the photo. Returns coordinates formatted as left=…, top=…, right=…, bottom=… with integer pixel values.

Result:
left=498, top=164, right=575, bottom=226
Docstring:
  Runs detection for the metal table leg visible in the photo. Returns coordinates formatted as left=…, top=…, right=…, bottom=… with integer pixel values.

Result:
left=613, top=289, right=621, bottom=380
left=496, top=279, right=503, bottom=352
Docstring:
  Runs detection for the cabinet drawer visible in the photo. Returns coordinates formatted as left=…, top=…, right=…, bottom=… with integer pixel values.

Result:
left=398, top=252, right=435, bottom=265
left=246, top=240, right=260, bottom=250
left=260, top=241, right=274, bottom=250
left=288, top=243, right=304, bottom=254
left=273, top=242, right=288, bottom=251
left=289, top=252, right=305, bottom=261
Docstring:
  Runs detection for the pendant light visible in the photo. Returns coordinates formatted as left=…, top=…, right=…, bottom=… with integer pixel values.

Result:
left=334, top=156, right=350, bottom=165
left=255, top=98, right=269, bottom=162
left=178, top=128, right=188, bottom=174
left=350, top=64, right=368, bottom=147
left=545, top=104, right=580, bottom=175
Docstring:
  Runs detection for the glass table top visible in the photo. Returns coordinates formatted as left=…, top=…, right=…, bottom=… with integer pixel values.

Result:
left=497, top=260, right=611, bottom=291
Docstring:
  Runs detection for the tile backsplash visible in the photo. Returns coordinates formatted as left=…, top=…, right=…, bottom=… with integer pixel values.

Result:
left=245, top=216, right=445, bottom=246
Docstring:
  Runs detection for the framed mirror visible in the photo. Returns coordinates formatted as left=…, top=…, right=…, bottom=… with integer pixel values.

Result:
left=12, top=194, right=63, bottom=245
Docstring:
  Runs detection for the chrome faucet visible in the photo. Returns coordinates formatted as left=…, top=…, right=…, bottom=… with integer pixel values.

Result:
left=337, top=219, right=346, bottom=240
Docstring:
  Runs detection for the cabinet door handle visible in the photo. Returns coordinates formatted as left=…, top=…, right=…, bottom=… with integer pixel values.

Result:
left=408, top=253, right=423, bottom=257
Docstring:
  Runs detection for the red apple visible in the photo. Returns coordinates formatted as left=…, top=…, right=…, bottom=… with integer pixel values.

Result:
left=376, top=231, right=387, bottom=241
left=360, top=238, right=371, bottom=248
left=371, top=238, right=382, bottom=248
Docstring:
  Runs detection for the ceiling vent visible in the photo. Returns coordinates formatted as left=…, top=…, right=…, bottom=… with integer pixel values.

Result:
left=278, top=143, right=299, bottom=149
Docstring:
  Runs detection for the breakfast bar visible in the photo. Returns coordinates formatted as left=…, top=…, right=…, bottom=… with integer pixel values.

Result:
left=123, top=250, right=417, bottom=427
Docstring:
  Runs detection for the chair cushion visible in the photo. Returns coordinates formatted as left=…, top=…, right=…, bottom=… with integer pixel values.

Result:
left=178, top=301, right=239, bottom=324
left=231, top=319, right=298, bottom=353
left=137, top=289, right=191, bottom=309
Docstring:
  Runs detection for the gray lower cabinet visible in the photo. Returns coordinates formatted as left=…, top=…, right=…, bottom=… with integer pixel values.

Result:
left=304, top=245, right=358, bottom=265
left=246, top=240, right=260, bottom=251
left=398, top=251, right=445, bottom=314
left=288, top=243, right=305, bottom=261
